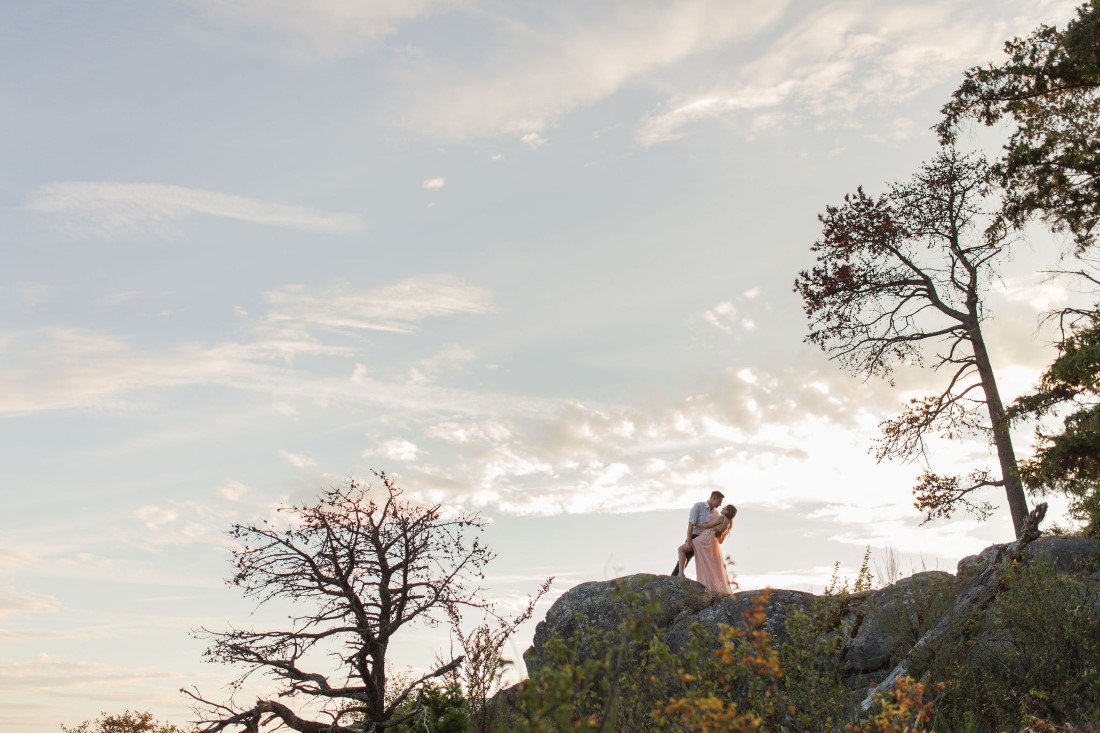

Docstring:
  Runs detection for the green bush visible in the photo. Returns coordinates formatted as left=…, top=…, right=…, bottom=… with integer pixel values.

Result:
left=927, top=555, right=1100, bottom=730
left=778, top=600, right=851, bottom=731
left=389, top=683, right=470, bottom=733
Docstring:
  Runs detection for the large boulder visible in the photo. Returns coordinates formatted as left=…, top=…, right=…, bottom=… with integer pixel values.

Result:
left=523, top=573, right=717, bottom=676
left=842, top=571, right=957, bottom=674
left=664, top=588, right=815, bottom=653
left=957, top=536, right=1100, bottom=581
left=1024, top=536, right=1100, bottom=574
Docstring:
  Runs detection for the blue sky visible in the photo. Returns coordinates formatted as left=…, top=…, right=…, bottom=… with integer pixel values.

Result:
left=0, top=0, right=1087, bottom=728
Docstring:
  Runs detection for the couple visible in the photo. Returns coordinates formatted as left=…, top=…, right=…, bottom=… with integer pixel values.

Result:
left=672, top=490, right=737, bottom=594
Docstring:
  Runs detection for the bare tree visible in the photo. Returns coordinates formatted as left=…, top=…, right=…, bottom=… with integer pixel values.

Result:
left=184, top=472, right=494, bottom=732
left=794, top=149, right=1030, bottom=537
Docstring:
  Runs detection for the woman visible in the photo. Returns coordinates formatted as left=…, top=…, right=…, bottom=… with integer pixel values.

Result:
left=679, top=504, right=736, bottom=594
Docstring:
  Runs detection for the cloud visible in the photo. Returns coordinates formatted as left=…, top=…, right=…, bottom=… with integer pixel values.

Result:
left=133, top=505, right=180, bottom=531
left=393, top=0, right=788, bottom=140
left=425, top=420, right=513, bottom=445
left=0, top=548, right=32, bottom=571
left=389, top=364, right=918, bottom=518
left=0, top=283, right=51, bottom=309
left=520, top=133, right=547, bottom=150
left=0, top=325, right=349, bottom=414
left=187, top=0, right=456, bottom=61
left=635, top=0, right=1071, bottom=145
left=0, top=654, right=185, bottom=692
left=280, top=451, right=317, bottom=468
left=102, top=290, right=143, bottom=305
left=24, top=182, right=363, bottom=236
left=702, top=300, right=756, bottom=334
left=218, top=480, right=250, bottom=501
left=367, top=439, right=420, bottom=462
left=264, top=276, right=494, bottom=334
left=402, top=345, right=477, bottom=386
left=637, top=88, right=792, bottom=147
left=0, top=589, right=61, bottom=617
left=422, top=177, right=446, bottom=190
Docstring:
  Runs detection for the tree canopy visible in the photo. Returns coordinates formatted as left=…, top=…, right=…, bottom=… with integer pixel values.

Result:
left=938, top=0, right=1100, bottom=252
left=1012, top=288, right=1100, bottom=536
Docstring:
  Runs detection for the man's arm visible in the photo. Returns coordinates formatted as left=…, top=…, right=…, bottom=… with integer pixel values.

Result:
left=695, top=515, right=725, bottom=530
left=685, top=522, right=696, bottom=544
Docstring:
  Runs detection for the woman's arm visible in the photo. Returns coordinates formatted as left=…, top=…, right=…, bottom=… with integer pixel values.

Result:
left=696, top=514, right=726, bottom=530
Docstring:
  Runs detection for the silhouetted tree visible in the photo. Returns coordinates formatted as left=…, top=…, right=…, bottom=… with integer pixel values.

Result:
left=939, top=1, right=1100, bottom=536
left=184, top=472, right=493, bottom=732
left=938, top=0, right=1100, bottom=252
left=794, top=150, right=1029, bottom=537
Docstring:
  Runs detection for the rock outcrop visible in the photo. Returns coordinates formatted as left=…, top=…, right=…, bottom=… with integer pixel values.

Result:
left=517, top=528, right=1100, bottom=705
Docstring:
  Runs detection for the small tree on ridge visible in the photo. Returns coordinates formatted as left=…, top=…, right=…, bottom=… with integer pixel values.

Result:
left=185, top=472, right=494, bottom=732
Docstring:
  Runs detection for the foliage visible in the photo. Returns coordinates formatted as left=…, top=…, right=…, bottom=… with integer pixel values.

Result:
left=794, top=149, right=1030, bottom=536
left=445, top=577, right=553, bottom=733
left=61, top=711, right=192, bottom=733
left=661, top=591, right=784, bottom=732
left=185, top=472, right=495, bottom=733
left=925, top=554, right=1100, bottom=729
left=499, top=546, right=1100, bottom=731
left=775, top=600, right=850, bottom=732
left=508, top=587, right=849, bottom=733
left=826, top=547, right=876, bottom=595
left=938, top=0, right=1100, bottom=253
left=1013, top=310, right=1100, bottom=536
left=388, top=683, right=470, bottom=733
left=510, top=582, right=681, bottom=732
left=849, top=676, right=939, bottom=733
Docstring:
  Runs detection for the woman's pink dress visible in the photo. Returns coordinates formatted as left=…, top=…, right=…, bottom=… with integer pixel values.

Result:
left=692, top=522, right=732, bottom=594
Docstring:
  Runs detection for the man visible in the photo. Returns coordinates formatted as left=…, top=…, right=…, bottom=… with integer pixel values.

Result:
left=672, top=490, right=724, bottom=576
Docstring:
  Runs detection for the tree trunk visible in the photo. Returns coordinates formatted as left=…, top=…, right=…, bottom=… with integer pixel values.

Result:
left=970, top=325, right=1029, bottom=538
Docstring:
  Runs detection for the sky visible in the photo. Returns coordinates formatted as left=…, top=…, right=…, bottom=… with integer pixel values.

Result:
left=0, top=0, right=1091, bottom=729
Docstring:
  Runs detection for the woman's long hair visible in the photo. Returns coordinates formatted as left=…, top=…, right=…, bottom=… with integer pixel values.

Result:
left=717, top=504, right=737, bottom=543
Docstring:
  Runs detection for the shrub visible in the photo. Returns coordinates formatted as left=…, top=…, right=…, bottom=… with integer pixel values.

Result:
left=389, top=683, right=470, bottom=733
left=927, top=554, right=1100, bottom=729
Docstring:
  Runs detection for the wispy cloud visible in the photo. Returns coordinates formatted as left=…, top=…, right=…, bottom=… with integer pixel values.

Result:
left=635, top=0, right=1074, bottom=146
left=393, top=0, right=788, bottom=140
left=265, top=275, right=494, bottom=334
left=187, top=0, right=457, bottom=61
left=422, top=177, right=446, bottom=190
left=24, top=182, right=363, bottom=236
left=0, top=653, right=187, bottom=692
left=0, top=589, right=61, bottom=617
left=280, top=451, right=317, bottom=468
left=0, top=276, right=494, bottom=413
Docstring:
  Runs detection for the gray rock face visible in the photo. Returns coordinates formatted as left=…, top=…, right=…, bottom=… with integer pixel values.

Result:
left=510, top=536, right=1100, bottom=715
left=842, top=571, right=957, bottom=673
left=664, top=588, right=815, bottom=653
left=957, top=536, right=1100, bottom=580
left=957, top=542, right=1009, bottom=581
left=523, top=573, right=716, bottom=676
left=1024, top=536, right=1100, bottom=574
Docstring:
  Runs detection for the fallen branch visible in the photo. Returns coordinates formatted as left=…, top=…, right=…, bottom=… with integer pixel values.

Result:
left=860, top=502, right=1048, bottom=712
